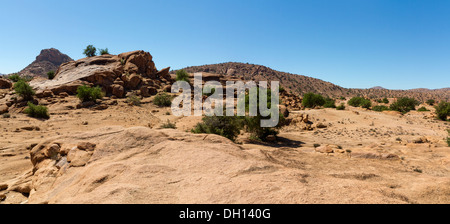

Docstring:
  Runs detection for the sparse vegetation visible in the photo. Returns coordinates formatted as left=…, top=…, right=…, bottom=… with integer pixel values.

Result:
left=202, top=86, right=216, bottom=97
left=24, top=102, right=49, bottom=119
left=323, top=98, right=336, bottom=108
left=426, top=99, right=435, bottom=106
left=302, top=92, right=325, bottom=108
left=372, top=105, right=390, bottom=112
left=175, top=69, right=190, bottom=82
left=99, top=48, right=109, bottom=55
left=382, top=98, right=389, bottom=104
left=160, top=119, right=176, bottom=129
left=47, top=71, right=55, bottom=80
left=435, top=101, right=450, bottom=121
left=13, top=79, right=35, bottom=100
left=76, top=85, right=103, bottom=102
left=192, top=115, right=243, bottom=142
left=417, top=106, right=429, bottom=112
left=8, top=74, right=22, bottom=82
left=389, top=97, right=419, bottom=114
left=83, top=45, right=97, bottom=57
left=348, top=97, right=372, bottom=109
left=336, top=103, right=345, bottom=110
left=153, top=93, right=172, bottom=107
left=127, top=94, right=141, bottom=106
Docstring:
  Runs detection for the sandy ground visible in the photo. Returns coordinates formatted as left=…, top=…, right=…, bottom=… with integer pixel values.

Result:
left=0, top=95, right=449, bottom=204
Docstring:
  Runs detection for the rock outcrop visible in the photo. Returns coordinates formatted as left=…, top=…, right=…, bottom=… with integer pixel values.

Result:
left=18, top=48, right=73, bottom=78
left=30, top=50, right=172, bottom=98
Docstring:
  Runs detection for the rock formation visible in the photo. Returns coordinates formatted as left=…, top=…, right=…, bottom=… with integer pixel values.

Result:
left=18, top=48, right=73, bottom=78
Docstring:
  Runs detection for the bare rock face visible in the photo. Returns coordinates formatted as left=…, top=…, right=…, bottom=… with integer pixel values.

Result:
left=30, top=50, right=170, bottom=98
left=19, top=48, right=73, bottom=78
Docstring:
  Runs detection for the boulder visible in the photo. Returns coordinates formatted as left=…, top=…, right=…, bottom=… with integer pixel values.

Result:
left=0, top=78, right=12, bottom=89
left=315, top=145, right=334, bottom=154
left=127, top=74, right=142, bottom=89
left=0, top=104, right=8, bottom=115
left=77, top=142, right=96, bottom=151
left=156, top=67, right=172, bottom=81
left=111, top=84, right=125, bottom=98
left=280, top=105, right=289, bottom=118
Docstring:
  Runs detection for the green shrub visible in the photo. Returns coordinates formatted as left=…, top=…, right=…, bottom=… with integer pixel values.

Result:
left=24, top=102, right=49, bottom=119
left=83, top=45, right=97, bottom=57
left=390, top=97, right=419, bottom=114
left=47, top=71, right=55, bottom=80
left=8, top=74, right=22, bottom=82
left=372, top=105, right=390, bottom=112
left=435, top=102, right=450, bottom=121
left=153, top=93, right=172, bottom=107
left=202, top=86, right=216, bottom=97
left=302, top=92, right=326, bottom=108
left=382, top=98, right=389, bottom=104
left=160, top=119, right=176, bottom=129
left=192, top=115, right=243, bottom=141
left=175, top=69, right=190, bottom=82
left=13, top=79, right=35, bottom=100
left=417, top=106, right=429, bottom=112
left=127, top=94, right=141, bottom=106
left=99, top=48, right=109, bottom=55
left=348, top=97, right=371, bottom=108
left=76, top=85, right=103, bottom=102
left=426, top=99, right=435, bottom=106
left=336, top=103, right=345, bottom=110
left=323, top=98, right=336, bottom=108
left=339, top=96, right=346, bottom=100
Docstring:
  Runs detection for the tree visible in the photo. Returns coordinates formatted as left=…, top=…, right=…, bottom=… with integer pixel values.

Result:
left=426, top=99, right=436, bottom=106
left=435, top=102, right=450, bottom=121
left=175, top=69, right=190, bottom=82
left=302, top=92, right=326, bottom=108
left=99, top=48, right=109, bottom=55
left=389, top=97, right=419, bottom=114
left=83, top=45, right=97, bottom=57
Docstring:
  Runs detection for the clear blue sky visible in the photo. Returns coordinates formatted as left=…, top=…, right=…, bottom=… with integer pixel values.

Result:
left=0, top=0, right=449, bottom=89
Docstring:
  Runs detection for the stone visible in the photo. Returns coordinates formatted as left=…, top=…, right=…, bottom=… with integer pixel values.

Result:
left=280, top=105, right=289, bottom=118
left=20, top=126, right=40, bottom=131
left=59, top=92, right=69, bottom=98
left=0, top=183, right=8, bottom=191
left=111, top=84, right=125, bottom=98
left=93, top=104, right=108, bottom=110
left=77, top=142, right=96, bottom=151
left=127, top=74, right=142, bottom=89
left=45, top=144, right=61, bottom=160
left=76, top=101, right=95, bottom=109
left=0, top=193, right=5, bottom=201
left=55, top=157, right=68, bottom=169
left=315, top=122, right=327, bottom=129
left=413, top=136, right=428, bottom=144
left=0, top=78, right=12, bottom=89
left=315, top=145, right=334, bottom=154
left=156, top=67, right=171, bottom=80
left=68, top=150, right=91, bottom=167
left=0, top=105, right=8, bottom=115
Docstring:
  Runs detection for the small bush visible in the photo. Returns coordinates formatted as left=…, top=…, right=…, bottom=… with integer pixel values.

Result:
left=192, top=115, right=243, bottom=141
left=2, top=113, right=10, bottom=118
left=202, top=86, right=216, bottom=97
left=83, top=45, right=97, bottom=57
left=302, top=92, right=326, bottom=108
left=99, top=48, right=109, bottom=55
left=372, top=105, right=390, bottom=112
left=435, top=102, right=450, bottom=121
left=47, top=71, right=55, bottom=80
left=76, top=85, right=102, bottom=102
left=390, top=97, right=419, bottom=114
left=426, top=99, right=435, bottom=106
left=323, top=98, right=336, bottom=108
left=348, top=97, right=371, bottom=108
left=160, top=119, right=176, bottom=129
left=14, top=79, right=35, bottom=100
left=336, top=103, right=345, bottom=110
left=127, top=94, right=141, bottom=106
left=153, top=93, right=172, bottom=107
left=382, top=98, right=389, bottom=104
left=175, top=69, right=190, bottom=82
left=8, top=74, right=22, bottom=82
left=24, top=102, right=49, bottom=119
left=417, top=107, right=429, bottom=112
left=339, top=96, right=346, bottom=100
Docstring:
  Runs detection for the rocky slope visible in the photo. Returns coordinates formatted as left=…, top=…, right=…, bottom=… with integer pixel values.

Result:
left=17, top=48, right=73, bottom=78
left=180, top=62, right=450, bottom=102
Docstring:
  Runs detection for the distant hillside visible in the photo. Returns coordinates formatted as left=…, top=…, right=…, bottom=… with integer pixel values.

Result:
left=17, top=48, right=73, bottom=78
left=179, top=62, right=450, bottom=102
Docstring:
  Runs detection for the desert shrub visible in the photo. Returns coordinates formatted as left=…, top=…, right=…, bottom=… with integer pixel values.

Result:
left=202, top=86, right=216, bottom=97
left=336, top=103, right=345, bottom=110
left=160, top=119, right=176, bottom=129
left=339, top=96, right=346, bottom=100
left=83, top=45, right=97, bottom=57
left=426, top=99, right=435, bottom=106
left=153, top=93, right=172, bottom=107
left=372, top=105, right=390, bottom=112
left=24, top=102, right=49, bottom=119
left=435, top=102, right=450, bottom=121
left=127, top=94, right=141, bottom=106
left=14, top=79, right=35, bottom=100
left=99, top=48, right=109, bottom=55
left=192, top=115, right=243, bottom=141
left=47, top=71, right=55, bottom=80
left=302, top=92, right=326, bottom=108
left=175, top=69, right=190, bottom=82
left=2, top=113, right=10, bottom=118
left=348, top=97, right=371, bottom=108
left=76, top=85, right=102, bottom=102
left=417, top=107, right=429, bottom=112
left=382, top=98, right=389, bottom=104
left=8, top=74, right=22, bottom=82
left=390, top=97, right=419, bottom=114
left=323, top=98, right=336, bottom=108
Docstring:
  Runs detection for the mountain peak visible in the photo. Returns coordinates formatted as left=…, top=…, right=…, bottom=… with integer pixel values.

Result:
left=18, top=48, right=73, bottom=78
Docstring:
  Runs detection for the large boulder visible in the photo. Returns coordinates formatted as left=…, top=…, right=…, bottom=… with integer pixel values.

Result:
left=0, top=78, right=12, bottom=89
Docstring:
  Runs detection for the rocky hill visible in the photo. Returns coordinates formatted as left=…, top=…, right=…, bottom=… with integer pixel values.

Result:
left=17, top=48, right=73, bottom=78
left=180, top=62, right=450, bottom=102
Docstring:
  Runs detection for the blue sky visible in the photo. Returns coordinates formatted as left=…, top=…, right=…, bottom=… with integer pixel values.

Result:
left=0, top=0, right=449, bottom=89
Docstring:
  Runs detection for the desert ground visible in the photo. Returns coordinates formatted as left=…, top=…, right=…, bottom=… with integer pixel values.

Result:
left=1, top=91, right=449, bottom=204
